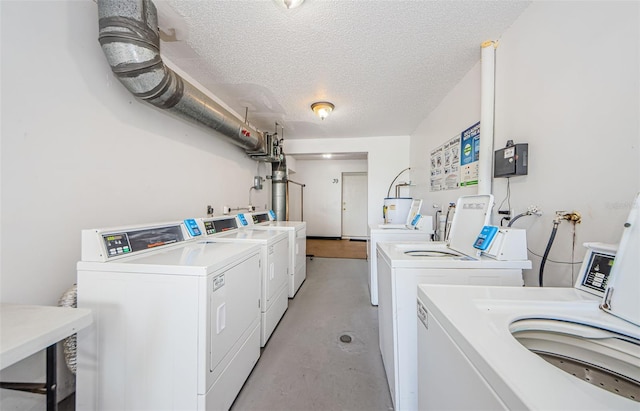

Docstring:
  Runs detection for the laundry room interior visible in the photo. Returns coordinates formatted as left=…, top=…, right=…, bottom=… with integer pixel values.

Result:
left=1, top=1, right=639, bottom=410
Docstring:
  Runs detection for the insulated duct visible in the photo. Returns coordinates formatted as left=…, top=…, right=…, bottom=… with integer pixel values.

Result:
left=271, top=158, right=288, bottom=221
left=98, top=0, right=288, bottom=220
left=97, top=0, right=266, bottom=155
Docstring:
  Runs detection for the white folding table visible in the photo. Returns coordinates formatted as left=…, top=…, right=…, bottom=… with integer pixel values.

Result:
left=1, top=303, right=92, bottom=411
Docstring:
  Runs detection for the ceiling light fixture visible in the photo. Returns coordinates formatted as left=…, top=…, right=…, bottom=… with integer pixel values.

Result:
left=279, top=0, right=305, bottom=9
left=311, top=101, right=335, bottom=120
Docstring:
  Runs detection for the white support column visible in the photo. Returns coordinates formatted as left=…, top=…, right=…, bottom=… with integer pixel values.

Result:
left=478, top=40, right=497, bottom=195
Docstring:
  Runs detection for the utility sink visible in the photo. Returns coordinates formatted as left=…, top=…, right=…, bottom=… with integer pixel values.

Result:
left=510, top=319, right=640, bottom=402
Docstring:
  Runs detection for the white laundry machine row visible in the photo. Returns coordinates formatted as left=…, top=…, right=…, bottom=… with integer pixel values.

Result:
left=375, top=194, right=532, bottom=411
left=377, top=242, right=530, bottom=411
left=76, top=220, right=262, bottom=410
left=197, top=215, right=289, bottom=346
left=367, top=222, right=432, bottom=306
left=238, top=211, right=307, bottom=298
left=417, top=194, right=640, bottom=410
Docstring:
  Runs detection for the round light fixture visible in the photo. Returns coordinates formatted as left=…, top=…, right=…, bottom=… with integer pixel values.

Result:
left=311, top=101, right=335, bottom=120
left=277, top=0, right=305, bottom=9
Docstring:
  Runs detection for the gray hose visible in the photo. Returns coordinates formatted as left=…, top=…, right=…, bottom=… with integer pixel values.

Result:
left=507, top=212, right=529, bottom=227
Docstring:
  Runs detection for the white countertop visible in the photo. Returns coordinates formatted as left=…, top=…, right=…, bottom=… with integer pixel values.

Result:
left=1, top=303, right=93, bottom=369
left=418, top=284, right=640, bottom=410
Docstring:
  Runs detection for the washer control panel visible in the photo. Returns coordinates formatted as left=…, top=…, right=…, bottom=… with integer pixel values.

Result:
left=252, top=212, right=270, bottom=224
left=202, top=217, right=238, bottom=235
left=102, top=224, right=185, bottom=258
left=575, top=242, right=617, bottom=296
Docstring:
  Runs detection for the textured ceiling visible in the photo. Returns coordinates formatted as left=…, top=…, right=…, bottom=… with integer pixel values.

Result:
left=157, top=0, right=531, bottom=140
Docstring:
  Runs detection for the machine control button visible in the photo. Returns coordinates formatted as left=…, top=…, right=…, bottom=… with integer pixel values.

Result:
left=184, top=219, right=202, bottom=237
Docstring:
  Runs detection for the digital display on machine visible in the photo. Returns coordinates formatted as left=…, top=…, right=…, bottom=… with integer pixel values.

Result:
left=203, top=218, right=237, bottom=235
left=203, top=221, right=216, bottom=235
left=581, top=252, right=615, bottom=293
left=103, top=225, right=184, bottom=258
left=253, top=213, right=270, bottom=224
left=103, top=233, right=132, bottom=257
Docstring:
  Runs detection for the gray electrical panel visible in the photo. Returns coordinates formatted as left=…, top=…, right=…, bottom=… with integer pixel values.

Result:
left=494, top=143, right=528, bottom=178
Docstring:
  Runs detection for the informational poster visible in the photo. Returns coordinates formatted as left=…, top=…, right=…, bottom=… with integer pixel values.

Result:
left=460, top=121, right=480, bottom=187
left=430, top=135, right=460, bottom=191
left=430, top=145, right=444, bottom=191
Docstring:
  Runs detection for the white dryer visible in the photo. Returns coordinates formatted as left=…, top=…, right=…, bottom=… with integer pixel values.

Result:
left=199, top=215, right=289, bottom=346
left=76, top=220, right=262, bottom=411
left=238, top=211, right=307, bottom=298
left=417, top=195, right=640, bottom=409
left=376, top=194, right=532, bottom=411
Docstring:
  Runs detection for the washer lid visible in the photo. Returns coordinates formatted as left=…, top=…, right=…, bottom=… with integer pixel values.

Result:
left=602, top=193, right=640, bottom=326
left=448, top=194, right=494, bottom=258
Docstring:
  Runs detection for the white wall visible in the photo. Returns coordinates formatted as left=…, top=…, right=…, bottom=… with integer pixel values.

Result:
left=410, top=1, right=640, bottom=287
left=1, top=0, right=270, bottom=303
left=0, top=1, right=269, bottom=399
left=292, top=159, right=367, bottom=237
left=410, top=62, right=482, bottom=213
left=285, top=136, right=411, bottom=230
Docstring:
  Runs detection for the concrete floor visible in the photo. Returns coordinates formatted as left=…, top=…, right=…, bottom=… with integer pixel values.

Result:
left=231, top=257, right=393, bottom=411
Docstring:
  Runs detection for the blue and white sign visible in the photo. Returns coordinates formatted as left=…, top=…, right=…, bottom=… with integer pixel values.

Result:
left=460, top=121, right=480, bottom=187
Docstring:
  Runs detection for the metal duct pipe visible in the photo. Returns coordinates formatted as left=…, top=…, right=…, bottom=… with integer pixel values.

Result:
left=271, top=157, right=287, bottom=221
left=97, top=0, right=266, bottom=154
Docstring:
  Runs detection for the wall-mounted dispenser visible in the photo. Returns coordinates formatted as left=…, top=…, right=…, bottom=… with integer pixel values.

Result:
left=494, top=140, right=528, bottom=178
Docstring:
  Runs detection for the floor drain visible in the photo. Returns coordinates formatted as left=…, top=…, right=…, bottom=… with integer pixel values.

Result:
left=340, top=334, right=352, bottom=343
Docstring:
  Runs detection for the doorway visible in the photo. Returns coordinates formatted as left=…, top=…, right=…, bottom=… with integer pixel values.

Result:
left=341, top=172, right=368, bottom=239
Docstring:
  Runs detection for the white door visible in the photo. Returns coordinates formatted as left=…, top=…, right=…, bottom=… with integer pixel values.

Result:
left=342, top=172, right=368, bottom=239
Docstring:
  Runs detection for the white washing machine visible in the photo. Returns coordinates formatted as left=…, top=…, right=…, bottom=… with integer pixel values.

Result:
left=76, top=220, right=262, bottom=410
left=238, top=211, right=307, bottom=298
left=198, top=215, right=289, bottom=346
left=417, top=194, right=640, bottom=410
left=367, top=221, right=432, bottom=306
left=376, top=194, right=532, bottom=411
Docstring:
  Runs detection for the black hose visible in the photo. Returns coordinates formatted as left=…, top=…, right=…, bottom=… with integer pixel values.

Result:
left=539, top=221, right=559, bottom=287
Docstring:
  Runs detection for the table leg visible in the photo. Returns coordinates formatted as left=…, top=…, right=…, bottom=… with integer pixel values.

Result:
left=46, top=344, right=57, bottom=411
